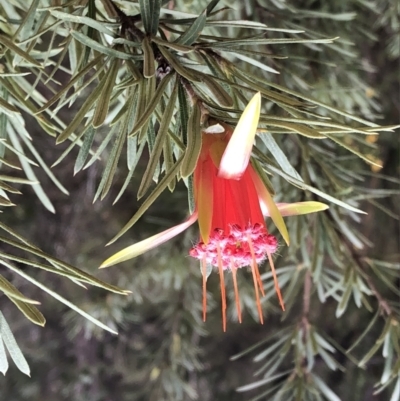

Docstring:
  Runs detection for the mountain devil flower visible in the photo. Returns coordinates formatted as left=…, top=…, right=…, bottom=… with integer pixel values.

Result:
left=189, top=121, right=283, bottom=331
left=100, top=93, right=329, bottom=331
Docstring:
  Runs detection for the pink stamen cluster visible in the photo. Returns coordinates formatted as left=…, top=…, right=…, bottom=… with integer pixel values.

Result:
left=189, top=223, right=278, bottom=269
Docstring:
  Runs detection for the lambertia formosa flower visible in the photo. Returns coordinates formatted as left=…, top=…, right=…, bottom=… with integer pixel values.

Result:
left=100, top=93, right=328, bottom=331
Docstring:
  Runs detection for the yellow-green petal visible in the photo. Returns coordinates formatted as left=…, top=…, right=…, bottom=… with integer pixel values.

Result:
left=250, top=168, right=290, bottom=245
left=275, top=202, right=329, bottom=216
left=100, top=213, right=198, bottom=268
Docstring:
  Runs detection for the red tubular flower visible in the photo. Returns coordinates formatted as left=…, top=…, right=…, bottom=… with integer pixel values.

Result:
left=100, top=93, right=329, bottom=331
left=189, top=127, right=283, bottom=331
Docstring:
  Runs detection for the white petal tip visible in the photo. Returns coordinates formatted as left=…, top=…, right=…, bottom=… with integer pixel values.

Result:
left=218, top=92, right=261, bottom=180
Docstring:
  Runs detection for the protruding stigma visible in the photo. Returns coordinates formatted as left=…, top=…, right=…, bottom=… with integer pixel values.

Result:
left=201, top=257, right=207, bottom=322
left=217, top=244, right=227, bottom=332
left=231, top=261, right=242, bottom=323
left=267, top=249, right=285, bottom=311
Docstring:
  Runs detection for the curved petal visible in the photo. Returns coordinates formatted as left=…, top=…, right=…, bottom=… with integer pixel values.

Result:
left=260, top=201, right=329, bottom=216
left=100, top=212, right=198, bottom=268
left=250, top=167, right=290, bottom=245
left=218, top=92, right=261, bottom=180
left=274, top=202, right=329, bottom=216
left=196, top=154, right=214, bottom=243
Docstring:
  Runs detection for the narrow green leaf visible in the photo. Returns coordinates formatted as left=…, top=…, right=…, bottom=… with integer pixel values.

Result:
left=199, top=74, right=233, bottom=107
left=181, top=101, right=201, bottom=177
left=0, top=236, right=128, bottom=295
left=359, top=319, right=392, bottom=367
left=142, top=36, right=155, bottom=78
left=389, top=376, right=400, bottom=401
left=0, top=274, right=40, bottom=304
left=84, top=124, right=118, bottom=169
left=251, top=72, right=379, bottom=127
left=74, top=125, right=96, bottom=174
left=176, top=10, right=207, bottom=45
left=125, top=60, right=142, bottom=80
left=0, top=195, right=14, bottom=207
left=311, top=223, right=324, bottom=280
left=260, top=133, right=304, bottom=181
left=232, top=68, right=305, bottom=107
left=127, top=137, right=137, bottom=171
left=178, top=81, right=189, bottom=141
left=37, top=55, right=104, bottom=113
left=0, top=222, right=39, bottom=249
left=159, top=8, right=199, bottom=19
left=0, top=262, right=118, bottom=335
left=7, top=126, right=55, bottom=213
left=200, top=37, right=337, bottom=49
left=226, top=51, right=280, bottom=74
left=128, top=74, right=173, bottom=136
left=381, top=342, right=393, bottom=383
left=262, top=118, right=372, bottom=135
left=325, top=133, right=382, bottom=167
left=0, top=175, right=36, bottom=185
left=0, top=334, right=8, bottom=375
left=138, top=79, right=178, bottom=198
left=0, top=249, right=87, bottom=284
left=152, top=36, right=193, bottom=53
left=164, top=137, right=176, bottom=192
left=206, top=20, right=302, bottom=31
left=258, top=158, right=366, bottom=214
left=107, top=154, right=184, bottom=244
left=158, top=46, right=201, bottom=82
left=236, top=370, right=291, bottom=392
left=93, top=126, right=124, bottom=201
left=139, top=0, right=162, bottom=35
left=9, top=297, right=46, bottom=327
left=9, top=116, right=69, bottom=195
left=12, top=0, right=40, bottom=41
left=311, top=374, right=341, bottom=401
left=206, top=0, right=221, bottom=14
left=0, top=79, right=49, bottom=131
left=253, top=335, right=289, bottom=362
left=0, top=34, right=41, bottom=67
left=51, top=127, right=89, bottom=168
left=0, top=311, right=30, bottom=376
left=346, top=310, right=380, bottom=353
left=0, top=181, right=21, bottom=195
left=71, top=30, right=137, bottom=60
left=0, top=87, right=8, bottom=165
left=145, top=119, right=160, bottom=183
left=330, top=208, right=365, bottom=249
left=93, top=59, right=119, bottom=127
left=57, top=77, right=104, bottom=143
left=125, top=88, right=140, bottom=135
left=49, top=10, right=116, bottom=37
left=0, top=97, right=19, bottom=113
left=114, top=139, right=147, bottom=204
left=110, top=93, right=134, bottom=126
left=295, top=10, right=357, bottom=21
left=231, top=327, right=292, bottom=361
left=0, top=156, right=22, bottom=170
left=265, top=121, right=325, bottom=138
